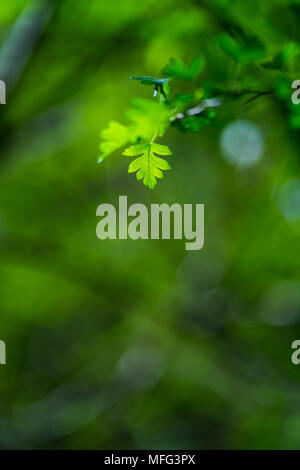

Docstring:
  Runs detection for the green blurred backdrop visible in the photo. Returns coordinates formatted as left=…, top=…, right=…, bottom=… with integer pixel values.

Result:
left=0, top=0, right=300, bottom=450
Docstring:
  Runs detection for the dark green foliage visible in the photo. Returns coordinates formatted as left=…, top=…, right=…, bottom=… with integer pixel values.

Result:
left=218, top=33, right=266, bottom=65
left=162, top=56, right=205, bottom=81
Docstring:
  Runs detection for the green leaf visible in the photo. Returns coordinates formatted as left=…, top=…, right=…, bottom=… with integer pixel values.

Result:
left=131, top=76, right=170, bottom=87
left=281, top=41, right=300, bottom=69
left=122, top=143, right=148, bottom=156
left=150, top=143, right=173, bottom=155
left=173, top=93, right=194, bottom=108
left=122, top=142, right=173, bottom=189
left=171, top=111, right=216, bottom=133
left=126, top=98, right=172, bottom=140
left=218, top=33, right=266, bottom=65
left=98, top=99, right=172, bottom=167
left=98, top=121, right=129, bottom=162
left=131, top=76, right=171, bottom=100
left=162, top=56, right=205, bottom=81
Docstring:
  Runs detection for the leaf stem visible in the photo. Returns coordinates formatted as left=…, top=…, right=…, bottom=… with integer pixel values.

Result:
left=150, top=132, right=158, bottom=145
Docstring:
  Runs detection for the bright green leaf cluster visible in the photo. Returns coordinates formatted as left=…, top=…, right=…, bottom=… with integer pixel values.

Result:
left=98, top=57, right=224, bottom=188
left=98, top=98, right=172, bottom=164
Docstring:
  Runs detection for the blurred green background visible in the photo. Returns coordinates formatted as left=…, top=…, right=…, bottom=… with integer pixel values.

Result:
left=0, top=0, right=300, bottom=450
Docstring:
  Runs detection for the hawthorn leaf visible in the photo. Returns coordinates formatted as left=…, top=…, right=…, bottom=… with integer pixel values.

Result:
left=122, top=142, right=173, bottom=189
left=98, top=121, right=130, bottom=162
left=126, top=98, right=172, bottom=140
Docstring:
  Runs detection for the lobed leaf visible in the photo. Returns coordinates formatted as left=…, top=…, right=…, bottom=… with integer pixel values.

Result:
left=122, top=143, right=173, bottom=189
left=126, top=98, right=172, bottom=141
left=98, top=121, right=130, bottom=162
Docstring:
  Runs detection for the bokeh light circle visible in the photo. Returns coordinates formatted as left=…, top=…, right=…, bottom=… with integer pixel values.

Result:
left=220, top=119, right=264, bottom=168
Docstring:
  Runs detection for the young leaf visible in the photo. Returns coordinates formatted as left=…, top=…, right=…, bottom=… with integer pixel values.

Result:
left=131, top=76, right=171, bottom=100
left=122, top=142, right=173, bottom=189
left=98, top=121, right=129, bottom=162
left=126, top=98, right=172, bottom=140
left=131, top=76, right=170, bottom=87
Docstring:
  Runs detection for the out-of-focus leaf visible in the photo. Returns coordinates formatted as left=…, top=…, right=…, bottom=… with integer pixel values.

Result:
left=172, top=110, right=216, bottom=133
left=260, top=53, right=282, bottom=70
left=261, top=43, right=300, bottom=71
left=98, top=121, right=130, bottom=162
left=126, top=98, right=172, bottom=140
left=131, top=76, right=170, bottom=87
left=281, top=41, right=300, bottom=68
left=275, top=77, right=291, bottom=100
left=218, top=33, right=266, bottom=65
left=131, top=76, right=171, bottom=99
left=162, top=56, right=205, bottom=81
left=172, top=93, right=194, bottom=109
